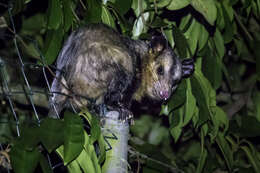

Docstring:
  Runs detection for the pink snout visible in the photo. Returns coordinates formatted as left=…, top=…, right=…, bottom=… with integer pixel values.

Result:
left=159, top=90, right=170, bottom=100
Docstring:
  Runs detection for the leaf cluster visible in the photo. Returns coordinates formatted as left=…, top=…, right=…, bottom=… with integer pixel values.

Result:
left=0, top=0, right=260, bottom=172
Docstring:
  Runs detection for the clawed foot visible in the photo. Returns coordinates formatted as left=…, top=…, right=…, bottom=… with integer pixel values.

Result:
left=117, top=108, right=134, bottom=123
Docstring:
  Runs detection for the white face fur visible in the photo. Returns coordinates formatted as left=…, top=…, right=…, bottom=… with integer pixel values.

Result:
left=147, top=48, right=182, bottom=101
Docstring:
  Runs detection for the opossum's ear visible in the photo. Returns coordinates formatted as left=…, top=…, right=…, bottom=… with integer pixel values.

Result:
left=182, top=58, right=194, bottom=78
left=149, top=36, right=167, bottom=55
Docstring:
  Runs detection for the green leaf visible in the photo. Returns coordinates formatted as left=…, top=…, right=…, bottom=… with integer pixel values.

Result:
left=223, top=0, right=234, bottom=21
left=253, top=92, right=260, bottom=121
left=172, top=26, right=190, bottom=58
left=197, top=24, right=209, bottom=51
left=43, top=27, right=64, bottom=65
left=79, top=110, right=105, bottom=163
left=191, top=0, right=217, bottom=25
left=157, top=0, right=171, bottom=8
left=47, top=0, right=62, bottom=29
left=22, top=14, right=46, bottom=32
left=183, top=79, right=196, bottom=126
left=167, top=0, right=191, bottom=10
left=192, top=106, right=199, bottom=127
left=0, top=114, right=13, bottom=143
left=80, top=110, right=101, bottom=144
left=63, top=0, right=74, bottom=32
left=76, top=149, right=96, bottom=173
left=209, top=106, right=229, bottom=142
left=85, top=0, right=102, bottom=23
left=148, top=122, right=168, bottom=145
left=131, top=115, right=153, bottom=138
left=101, top=6, right=116, bottom=29
left=85, top=133, right=101, bottom=173
left=132, top=0, right=147, bottom=16
left=132, top=12, right=149, bottom=39
left=179, top=14, right=192, bottom=32
left=67, top=159, right=82, bottom=173
left=191, top=59, right=215, bottom=125
left=167, top=80, right=187, bottom=111
left=216, top=2, right=225, bottom=30
left=216, top=133, right=233, bottom=171
left=184, top=18, right=201, bottom=56
left=214, top=106, right=229, bottom=133
left=18, top=125, right=40, bottom=148
left=64, top=112, right=85, bottom=164
left=241, top=146, right=260, bottom=172
left=252, top=40, right=260, bottom=81
left=39, top=154, right=53, bottom=173
left=170, top=107, right=184, bottom=142
left=12, top=0, right=25, bottom=15
left=163, top=28, right=175, bottom=48
left=213, top=29, right=225, bottom=59
left=181, top=141, right=201, bottom=161
left=202, top=43, right=223, bottom=90
left=10, top=145, right=41, bottom=173
left=113, top=0, right=132, bottom=15
left=221, top=4, right=234, bottom=44
left=131, top=0, right=149, bottom=38
left=195, top=144, right=207, bottom=173
left=76, top=133, right=101, bottom=173
left=230, top=116, right=260, bottom=137
left=39, top=118, right=64, bottom=152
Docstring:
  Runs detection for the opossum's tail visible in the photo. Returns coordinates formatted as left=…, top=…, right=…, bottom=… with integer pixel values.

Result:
left=48, top=74, right=69, bottom=118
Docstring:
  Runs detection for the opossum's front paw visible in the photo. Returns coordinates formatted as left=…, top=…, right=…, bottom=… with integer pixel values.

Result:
left=117, top=108, right=133, bottom=123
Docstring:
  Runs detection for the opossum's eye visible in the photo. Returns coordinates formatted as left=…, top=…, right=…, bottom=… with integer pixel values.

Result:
left=157, top=65, right=164, bottom=76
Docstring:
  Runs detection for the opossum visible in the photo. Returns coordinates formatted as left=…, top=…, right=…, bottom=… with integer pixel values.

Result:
left=48, top=23, right=194, bottom=119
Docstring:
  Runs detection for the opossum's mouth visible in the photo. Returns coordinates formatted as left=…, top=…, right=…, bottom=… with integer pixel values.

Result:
left=152, top=89, right=171, bottom=101
left=159, top=90, right=170, bottom=100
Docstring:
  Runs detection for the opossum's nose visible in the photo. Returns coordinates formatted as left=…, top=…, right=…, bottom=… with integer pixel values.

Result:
left=159, top=90, right=169, bottom=100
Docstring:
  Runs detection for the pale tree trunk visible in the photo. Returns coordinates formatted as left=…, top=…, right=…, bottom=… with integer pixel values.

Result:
left=101, top=111, right=129, bottom=173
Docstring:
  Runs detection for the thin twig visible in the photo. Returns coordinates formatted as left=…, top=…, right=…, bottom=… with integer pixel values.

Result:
left=234, top=10, right=253, bottom=41
left=129, top=146, right=184, bottom=173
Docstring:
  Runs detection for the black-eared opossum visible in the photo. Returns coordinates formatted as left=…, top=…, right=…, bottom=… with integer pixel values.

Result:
left=49, top=23, right=194, bottom=119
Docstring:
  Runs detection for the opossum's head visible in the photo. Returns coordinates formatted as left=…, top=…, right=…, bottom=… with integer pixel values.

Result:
left=143, top=36, right=194, bottom=101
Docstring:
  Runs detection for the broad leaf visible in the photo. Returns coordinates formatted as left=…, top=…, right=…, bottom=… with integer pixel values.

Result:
left=131, top=0, right=149, bottom=38
left=183, top=79, right=196, bottom=126
left=170, top=107, right=184, bottom=142
left=216, top=133, right=233, bottom=171
left=213, top=29, right=225, bottom=59
left=241, top=146, right=260, bottom=173
left=85, top=0, right=102, bottom=23
left=10, top=146, right=40, bottom=173
left=202, top=43, right=223, bottom=90
left=167, top=0, right=191, bottom=10
left=64, top=112, right=85, bottom=164
left=47, top=0, right=62, bottom=29
left=63, top=0, right=74, bottom=32
left=167, top=80, right=187, bottom=111
left=197, top=24, right=209, bottom=51
left=184, top=18, right=201, bottom=56
left=191, top=0, right=217, bottom=25
left=101, top=6, right=116, bottom=29
left=172, top=26, right=190, bottom=58
left=40, top=118, right=64, bottom=152
left=39, top=154, right=53, bottom=173
left=157, top=0, right=171, bottom=8
left=43, top=27, right=64, bottom=65
left=230, top=116, right=260, bottom=137
left=113, top=0, right=132, bottom=15
left=191, top=59, right=215, bottom=125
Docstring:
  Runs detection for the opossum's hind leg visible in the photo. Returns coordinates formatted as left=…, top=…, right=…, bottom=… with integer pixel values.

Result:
left=48, top=76, right=69, bottom=119
left=104, top=68, right=133, bottom=121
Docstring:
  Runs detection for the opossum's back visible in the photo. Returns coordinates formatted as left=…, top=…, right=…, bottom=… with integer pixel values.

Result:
left=54, top=24, right=135, bottom=105
left=56, top=24, right=134, bottom=72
